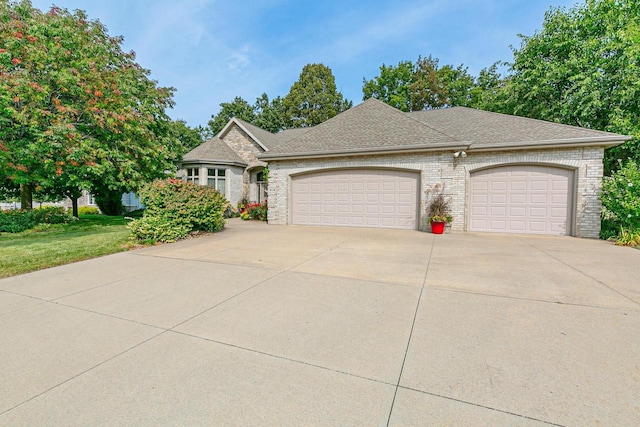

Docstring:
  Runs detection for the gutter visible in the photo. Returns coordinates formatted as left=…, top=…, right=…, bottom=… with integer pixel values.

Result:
left=259, top=142, right=471, bottom=161
left=179, top=160, right=247, bottom=168
left=467, top=135, right=631, bottom=152
left=259, top=135, right=631, bottom=161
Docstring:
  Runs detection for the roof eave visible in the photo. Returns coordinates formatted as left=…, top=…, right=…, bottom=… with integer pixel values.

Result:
left=179, top=159, right=247, bottom=168
left=468, top=135, right=631, bottom=152
left=259, top=142, right=471, bottom=161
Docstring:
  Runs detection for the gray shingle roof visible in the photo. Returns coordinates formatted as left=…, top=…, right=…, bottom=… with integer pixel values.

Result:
left=262, top=98, right=461, bottom=158
left=181, top=137, right=246, bottom=166
left=408, top=107, right=624, bottom=146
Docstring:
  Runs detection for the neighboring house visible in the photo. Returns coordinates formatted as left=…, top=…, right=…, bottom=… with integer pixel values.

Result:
left=61, top=190, right=144, bottom=212
left=181, top=98, right=630, bottom=237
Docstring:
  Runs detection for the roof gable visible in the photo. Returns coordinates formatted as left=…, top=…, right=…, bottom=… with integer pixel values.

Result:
left=218, top=118, right=271, bottom=151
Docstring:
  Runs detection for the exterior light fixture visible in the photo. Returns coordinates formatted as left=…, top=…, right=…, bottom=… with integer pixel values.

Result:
left=453, top=151, right=467, bottom=158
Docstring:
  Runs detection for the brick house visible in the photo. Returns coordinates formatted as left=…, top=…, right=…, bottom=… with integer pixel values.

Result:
left=180, top=98, right=630, bottom=237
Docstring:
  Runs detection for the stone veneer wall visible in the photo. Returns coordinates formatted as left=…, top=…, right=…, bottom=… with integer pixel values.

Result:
left=221, top=125, right=268, bottom=201
left=221, top=125, right=264, bottom=164
left=266, top=147, right=605, bottom=238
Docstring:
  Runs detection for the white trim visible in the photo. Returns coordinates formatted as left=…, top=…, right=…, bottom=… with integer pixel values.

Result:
left=218, top=118, right=269, bottom=151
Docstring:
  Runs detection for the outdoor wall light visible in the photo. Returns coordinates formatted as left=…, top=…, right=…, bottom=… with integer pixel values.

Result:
left=453, top=151, right=467, bottom=158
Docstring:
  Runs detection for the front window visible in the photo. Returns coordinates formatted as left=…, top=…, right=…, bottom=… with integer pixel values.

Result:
left=186, top=167, right=199, bottom=184
left=256, top=170, right=267, bottom=203
left=208, top=168, right=226, bottom=196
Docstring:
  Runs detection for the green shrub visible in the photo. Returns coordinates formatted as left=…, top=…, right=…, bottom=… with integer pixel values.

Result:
left=0, top=210, right=35, bottom=232
left=31, top=206, right=73, bottom=224
left=0, top=206, right=74, bottom=233
left=78, top=206, right=100, bottom=215
left=601, top=160, right=640, bottom=243
left=615, top=228, right=640, bottom=247
left=128, top=179, right=229, bottom=243
left=600, top=208, right=619, bottom=240
left=128, top=215, right=190, bottom=243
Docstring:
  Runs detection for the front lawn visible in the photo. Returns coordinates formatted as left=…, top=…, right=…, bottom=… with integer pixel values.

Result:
left=0, top=214, right=132, bottom=279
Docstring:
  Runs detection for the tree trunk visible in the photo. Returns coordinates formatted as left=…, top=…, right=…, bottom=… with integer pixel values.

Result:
left=20, top=184, right=32, bottom=210
left=71, top=197, right=79, bottom=218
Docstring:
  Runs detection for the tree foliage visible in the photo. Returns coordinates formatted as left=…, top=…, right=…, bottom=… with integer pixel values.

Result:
left=206, top=93, right=288, bottom=136
left=362, top=55, right=476, bottom=111
left=169, top=119, right=203, bottom=155
left=0, top=1, right=179, bottom=210
left=506, top=0, right=640, bottom=172
left=283, top=63, right=352, bottom=128
left=207, top=96, right=255, bottom=136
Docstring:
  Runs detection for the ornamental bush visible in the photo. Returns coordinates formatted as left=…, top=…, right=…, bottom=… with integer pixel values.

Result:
left=0, top=206, right=74, bottom=233
left=78, top=206, right=100, bottom=215
left=242, top=201, right=268, bottom=221
left=128, top=179, right=230, bottom=243
left=601, top=160, right=640, bottom=239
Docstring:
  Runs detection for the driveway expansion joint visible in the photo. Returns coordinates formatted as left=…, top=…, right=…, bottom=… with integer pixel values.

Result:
left=169, top=330, right=396, bottom=387
left=385, top=235, right=434, bottom=426
left=0, top=330, right=169, bottom=418
left=426, top=285, right=640, bottom=313
left=398, top=385, right=565, bottom=426
left=518, top=237, right=640, bottom=308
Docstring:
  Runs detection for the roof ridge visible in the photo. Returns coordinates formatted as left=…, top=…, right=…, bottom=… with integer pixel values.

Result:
left=348, top=98, right=463, bottom=142
left=396, top=106, right=462, bottom=142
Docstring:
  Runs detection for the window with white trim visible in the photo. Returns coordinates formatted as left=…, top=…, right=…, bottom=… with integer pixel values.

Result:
left=207, top=168, right=226, bottom=195
left=186, top=167, right=199, bottom=184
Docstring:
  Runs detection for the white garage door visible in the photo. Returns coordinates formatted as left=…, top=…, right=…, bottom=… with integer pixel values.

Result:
left=292, top=169, right=419, bottom=229
left=470, top=165, right=573, bottom=235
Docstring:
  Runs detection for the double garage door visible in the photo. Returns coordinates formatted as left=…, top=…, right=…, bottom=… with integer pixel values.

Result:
left=469, top=165, right=574, bottom=235
left=291, top=169, right=419, bottom=230
left=290, top=165, right=574, bottom=235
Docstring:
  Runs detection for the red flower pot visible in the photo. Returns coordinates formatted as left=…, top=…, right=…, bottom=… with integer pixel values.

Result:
left=431, top=221, right=446, bottom=234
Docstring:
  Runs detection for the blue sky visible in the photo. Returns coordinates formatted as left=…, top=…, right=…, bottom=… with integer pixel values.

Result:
left=31, top=0, right=577, bottom=128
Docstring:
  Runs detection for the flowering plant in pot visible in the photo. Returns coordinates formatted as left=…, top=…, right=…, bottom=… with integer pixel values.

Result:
left=425, top=183, right=453, bottom=234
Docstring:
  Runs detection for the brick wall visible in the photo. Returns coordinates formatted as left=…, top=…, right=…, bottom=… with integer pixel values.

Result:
left=266, top=147, right=605, bottom=237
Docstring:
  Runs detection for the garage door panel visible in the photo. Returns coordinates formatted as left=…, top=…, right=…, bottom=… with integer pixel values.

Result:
left=491, top=181, right=507, bottom=191
left=470, top=165, right=573, bottom=235
left=531, top=180, right=549, bottom=190
left=510, top=194, right=526, bottom=203
left=491, top=194, right=507, bottom=203
left=292, top=169, right=418, bottom=229
left=510, top=181, right=527, bottom=191
left=509, top=220, right=525, bottom=231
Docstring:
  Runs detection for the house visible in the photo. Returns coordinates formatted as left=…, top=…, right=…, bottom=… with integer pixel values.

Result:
left=180, top=98, right=630, bottom=237
left=61, top=191, right=144, bottom=212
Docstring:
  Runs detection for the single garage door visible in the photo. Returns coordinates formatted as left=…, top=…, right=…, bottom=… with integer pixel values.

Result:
left=292, top=169, right=419, bottom=229
left=470, top=165, right=573, bottom=235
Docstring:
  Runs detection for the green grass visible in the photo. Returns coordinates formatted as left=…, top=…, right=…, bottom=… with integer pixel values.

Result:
left=0, top=214, right=132, bottom=278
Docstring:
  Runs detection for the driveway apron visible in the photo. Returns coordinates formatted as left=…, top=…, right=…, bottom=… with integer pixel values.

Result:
left=1, top=219, right=638, bottom=426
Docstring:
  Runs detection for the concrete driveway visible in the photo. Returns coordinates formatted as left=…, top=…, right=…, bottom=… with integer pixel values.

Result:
left=1, top=219, right=639, bottom=426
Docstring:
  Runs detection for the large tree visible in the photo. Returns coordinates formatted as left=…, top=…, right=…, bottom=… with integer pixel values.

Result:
left=207, top=96, right=255, bottom=136
left=362, top=55, right=475, bottom=111
left=0, top=1, right=179, bottom=214
left=253, top=93, right=287, bottom=133
left=283, top=63, right=352, bottom=128
left=506, top=0, right=640, bottom=172
left=170, top=119, right=203, bottom=155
